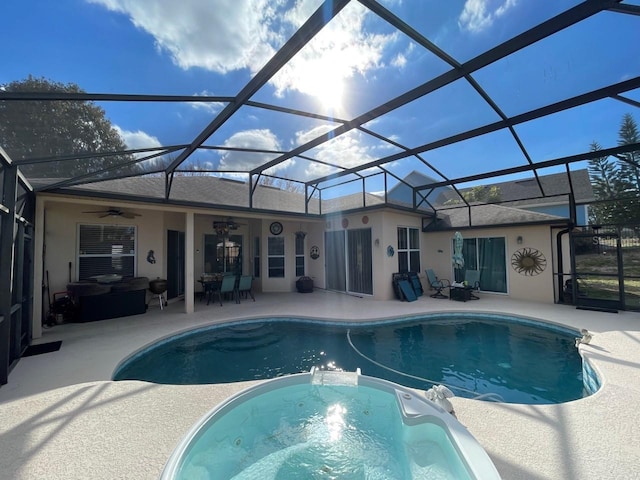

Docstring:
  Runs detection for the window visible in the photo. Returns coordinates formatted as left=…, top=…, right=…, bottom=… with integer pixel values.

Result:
left=397, top=227, right=420, bottom=273
left=268, top=236, right=285, bottom=278
left=78, top=224, right=136, bottom=280
left=253, top=237, right=260, bottom=278
left=456, top=236, right=507, bottom=293
left=204, top=233, right=242, bottom=274
left=295, top=234, right=305, bottom=276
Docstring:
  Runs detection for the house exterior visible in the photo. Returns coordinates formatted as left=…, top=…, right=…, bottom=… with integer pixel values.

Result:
left=29, top=169, right=584, bottom=340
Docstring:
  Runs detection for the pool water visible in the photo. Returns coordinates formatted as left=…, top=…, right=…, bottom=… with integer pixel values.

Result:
left=114, top=314, right=587, bottom=404
left=176, top=384, right=469, bottom=479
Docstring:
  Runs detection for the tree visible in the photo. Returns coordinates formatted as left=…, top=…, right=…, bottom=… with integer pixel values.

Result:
left=588, top=141, right=624, bottom=225
left=617, top=113, right=640, bottom=208
left=588, top=113, right=640, bottom=226
left=444, top=185, right=502, bottom=205
left=258, top=174, right=303, bottom=193
left=464, top=185, right=501, bottom=203
left=0, top=76, right=133, bottom=179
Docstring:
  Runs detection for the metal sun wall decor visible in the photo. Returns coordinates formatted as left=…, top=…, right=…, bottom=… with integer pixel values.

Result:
left=511, top=248, right=547, bottom=276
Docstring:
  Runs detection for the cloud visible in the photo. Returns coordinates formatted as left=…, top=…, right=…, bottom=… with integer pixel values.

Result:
left=114, top=125, right=165, bottom=169
left=189, top=90, right=226, bottom=114
left=302, top=130, right=376, bottom=178
left=293, top=124, right=337, bottom=146
left=391, top=53, right=407, bottom=69
left=271, top=2, right=398, bottom=98
left=114, top=125, right=162, bottom=150
left=88, top=0, right=398, bottom=100
left=218, top=129, right=285, bottom=171
left=87, top=0, right=279, bottom=73
left=459, top=0, right=518, bottom=33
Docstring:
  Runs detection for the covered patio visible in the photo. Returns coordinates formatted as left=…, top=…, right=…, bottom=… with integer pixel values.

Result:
left=0, top=292, right=639, bottom=479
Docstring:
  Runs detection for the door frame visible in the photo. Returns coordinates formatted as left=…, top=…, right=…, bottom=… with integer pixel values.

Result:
left=570, top=230, right=624, bottom=311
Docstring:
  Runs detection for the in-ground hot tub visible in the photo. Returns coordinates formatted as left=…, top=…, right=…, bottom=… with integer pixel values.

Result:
left=161, top=370, right=501, bottom=479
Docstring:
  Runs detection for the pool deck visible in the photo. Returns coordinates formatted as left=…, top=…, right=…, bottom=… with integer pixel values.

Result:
left=0, top=291, right=638, bottom=479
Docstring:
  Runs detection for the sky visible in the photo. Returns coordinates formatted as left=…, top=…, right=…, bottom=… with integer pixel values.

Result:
left=1, top=0, right=639, bottom=195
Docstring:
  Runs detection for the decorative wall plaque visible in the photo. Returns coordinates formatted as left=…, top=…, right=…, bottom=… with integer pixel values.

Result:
left=511, top=248, right=547, bottom=276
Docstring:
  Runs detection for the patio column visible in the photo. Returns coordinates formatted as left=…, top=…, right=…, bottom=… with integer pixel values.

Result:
left=32, top=197, right=45, bottom=339
left=184, top=211, right=194, bottom=314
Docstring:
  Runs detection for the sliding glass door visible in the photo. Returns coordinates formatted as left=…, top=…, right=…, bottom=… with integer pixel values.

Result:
left=204, top=233, right=243, bottom=274
left=347, top=229, right=373, bottom=295
left=325, top=228, right=372, bottom=295
left=462, top=236, right=507, bottom=293
left=325, top=231, right=346, bottom=291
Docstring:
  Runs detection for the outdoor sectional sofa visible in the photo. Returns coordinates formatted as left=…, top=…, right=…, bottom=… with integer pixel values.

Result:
left=66, top=277, right=148, bottom=322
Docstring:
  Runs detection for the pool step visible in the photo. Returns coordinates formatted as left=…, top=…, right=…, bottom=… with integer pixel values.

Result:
left=210, top=328, right=282, bottom=352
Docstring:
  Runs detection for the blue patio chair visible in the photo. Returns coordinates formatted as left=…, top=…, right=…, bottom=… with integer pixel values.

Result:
left=425, top=269, right=450, bottom=299
left=236, top=275, right=255, bottom=303
left=212, top=274, right=237, bottom=306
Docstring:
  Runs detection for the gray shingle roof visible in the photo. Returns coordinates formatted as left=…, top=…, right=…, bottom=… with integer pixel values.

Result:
left=435, top=169, right=594, bottom=207
left=62, top=175, right=311, bottom=213
left=48, top=171, right=577, bottom=230
left=424, top=203, right=567, bottom=231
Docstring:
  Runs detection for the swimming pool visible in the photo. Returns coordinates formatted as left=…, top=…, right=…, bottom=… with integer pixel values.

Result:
left=113, top=313, right=592, bottom=404
left=160, top=371, right=501, bottom=480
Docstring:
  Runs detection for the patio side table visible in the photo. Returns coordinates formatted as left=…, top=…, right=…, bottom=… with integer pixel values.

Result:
left=449, top=286, right=473, bottom=302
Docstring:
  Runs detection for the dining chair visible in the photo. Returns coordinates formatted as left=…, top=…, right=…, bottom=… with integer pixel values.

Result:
left=236, top=275, right=255, bottom=302
left=212, top=274, right=237, bottom=306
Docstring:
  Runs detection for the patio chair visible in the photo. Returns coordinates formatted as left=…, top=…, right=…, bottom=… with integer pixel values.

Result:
left=236, top=275, right=255, bottom=303
left=464, top=270, right=481, bottom=300
left=211, top=274, right=237, bottom=306
left=425, top=269, right=450, bottom=299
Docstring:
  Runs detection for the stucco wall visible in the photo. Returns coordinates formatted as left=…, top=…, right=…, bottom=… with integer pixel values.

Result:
left=319, top=210, right=425, bottom=301
left=40, top=195, right=559, bottom=306
left=379, top=211, right=424, bottom=300
left=259, top=218, right=322, bottom=293
left=43, top=200, right=165, bottom=296
left=422, top=225, right=555, bottom=303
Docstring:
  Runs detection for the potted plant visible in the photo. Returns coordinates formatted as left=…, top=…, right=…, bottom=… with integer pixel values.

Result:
left=296, top=276, right=314, bottom=293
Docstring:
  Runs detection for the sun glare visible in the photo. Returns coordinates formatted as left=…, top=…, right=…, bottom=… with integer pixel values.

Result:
left=302, top=60, right=346, bottom=112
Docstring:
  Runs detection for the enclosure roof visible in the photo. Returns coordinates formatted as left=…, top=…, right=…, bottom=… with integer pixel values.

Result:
left=1, top=0, right=639, bottom=217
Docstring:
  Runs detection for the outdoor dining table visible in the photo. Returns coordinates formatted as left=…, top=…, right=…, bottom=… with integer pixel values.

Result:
left=198, top=276, right=222, bottom=305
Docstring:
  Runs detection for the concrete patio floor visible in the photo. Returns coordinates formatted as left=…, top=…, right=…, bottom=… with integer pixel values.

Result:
left=0, top=291, right=639, bottom=479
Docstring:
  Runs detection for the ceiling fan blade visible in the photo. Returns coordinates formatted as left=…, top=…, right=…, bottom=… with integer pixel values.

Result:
left=99, top=213, right=111, bottom=218
left=121, top=212, right=141, bottom=219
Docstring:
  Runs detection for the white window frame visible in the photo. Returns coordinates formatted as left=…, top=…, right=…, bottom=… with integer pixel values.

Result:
left=397, top=226, right=420, bottom=273
left=267, top=236, right=285, bottom=278
left=77, top=223, right=137, bottom=280
left=295, top=234, right=305, bottom=277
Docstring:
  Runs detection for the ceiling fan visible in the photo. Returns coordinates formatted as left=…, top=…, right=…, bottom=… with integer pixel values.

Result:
left=213, top=217, right=244, bottom=235
left=82, top=208, right=141, bottom=219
